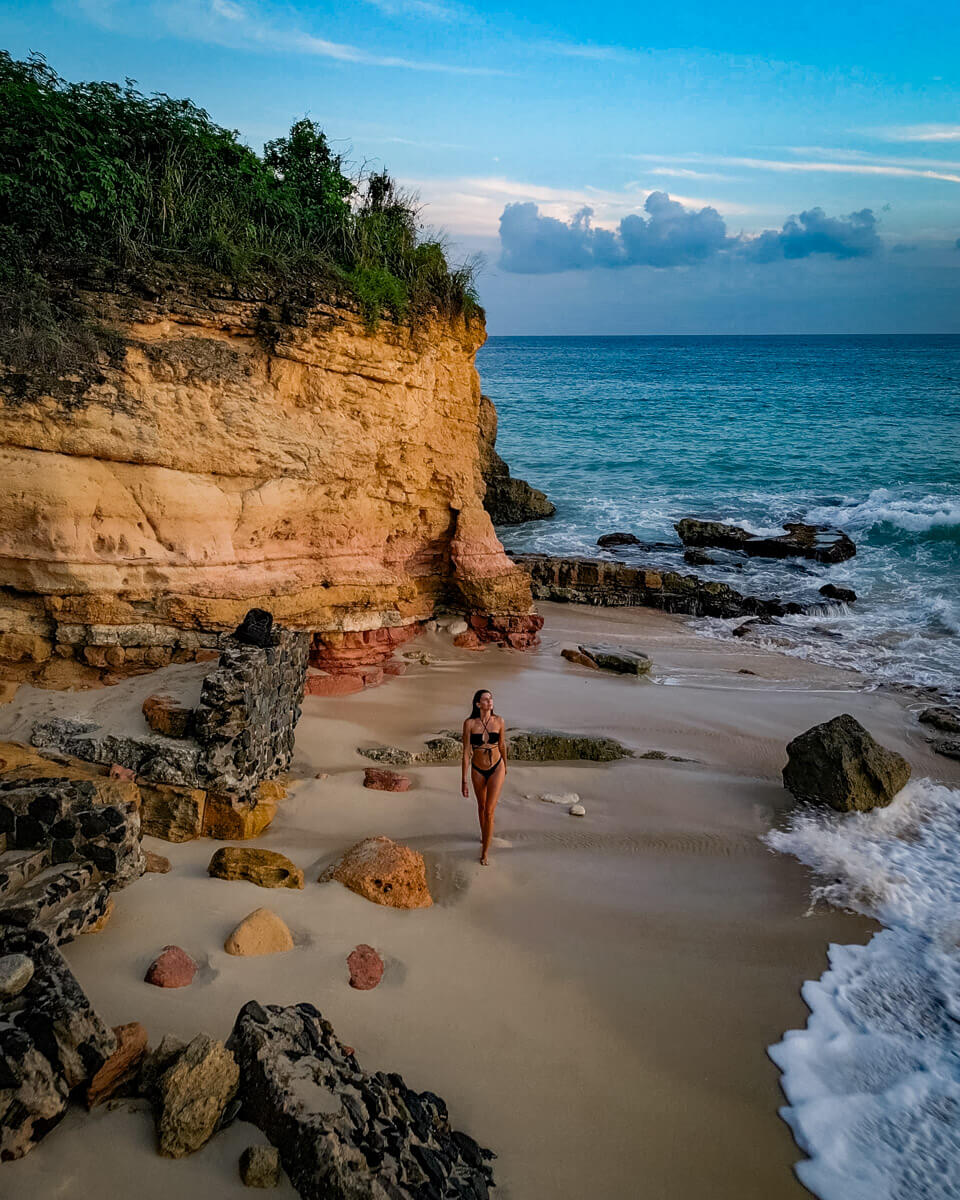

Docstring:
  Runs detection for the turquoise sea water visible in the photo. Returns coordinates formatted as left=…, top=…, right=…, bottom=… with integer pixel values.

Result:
left=479, top=335, right=960, bottom=701
left=478, top=335, right=960, bottom=1200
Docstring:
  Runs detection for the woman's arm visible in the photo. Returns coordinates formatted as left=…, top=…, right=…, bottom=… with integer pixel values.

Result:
left=461, top=719, right=471, bottom=797
left=498, top=719, right=507, bottom=774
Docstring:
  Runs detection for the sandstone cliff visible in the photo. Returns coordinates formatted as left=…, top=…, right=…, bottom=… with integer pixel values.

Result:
left=0, top=276, right=540, bottom=683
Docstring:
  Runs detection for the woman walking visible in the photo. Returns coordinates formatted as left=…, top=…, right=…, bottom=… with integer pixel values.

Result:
left=461, top=688, right=506, bottom=865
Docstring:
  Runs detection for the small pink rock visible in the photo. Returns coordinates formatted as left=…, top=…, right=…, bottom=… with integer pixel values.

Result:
left=362, top=768, right=411, bottom=793
left=109, top=763, right=136, bottom=781
left=348, top=944, right=384, bottom=990
left=144, top=945, right=197, bottom=989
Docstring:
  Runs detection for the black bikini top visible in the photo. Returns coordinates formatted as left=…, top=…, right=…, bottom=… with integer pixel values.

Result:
left=470, top=721, right=497, bottom=746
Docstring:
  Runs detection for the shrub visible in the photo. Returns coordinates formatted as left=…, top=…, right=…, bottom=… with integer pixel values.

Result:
left=0, top=52, right=481, bottom=368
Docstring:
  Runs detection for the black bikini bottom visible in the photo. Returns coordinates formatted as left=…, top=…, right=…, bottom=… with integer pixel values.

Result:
left=472, top=757, right=504, bottom=780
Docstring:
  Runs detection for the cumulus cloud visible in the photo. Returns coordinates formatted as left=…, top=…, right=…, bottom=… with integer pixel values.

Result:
left=498, top=191, right=731, bottom=273
left=744, top=207, right=881, bottom=262
left=498, top=193, right=883, bottom=273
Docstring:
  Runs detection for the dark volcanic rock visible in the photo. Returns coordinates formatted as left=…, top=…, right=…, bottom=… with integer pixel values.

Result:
left=683, top=548, right=716, bottom=566
left=597, top=532, right=643, bottom=548
left=234, top=608, right=275, bottom=649
left=819, top=583, right=857, bottom=604
left=919, top=707, right=960, bottom=736
left=515, top=553, right=785, bottom=619
left=479, top=394, right=555, bottom=525
left=929, top=739, right=960, bottom=761
left=782, top=713, right=911, bottom=812
left=0, top=927, right=116, bottom=1159
left=676, top=518, right=856, bottom=564
left=227, top=1000, right=496, bottom=1199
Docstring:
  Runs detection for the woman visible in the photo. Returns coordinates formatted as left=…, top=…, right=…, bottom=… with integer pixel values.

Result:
left=461, top=688, right=507, bottom=865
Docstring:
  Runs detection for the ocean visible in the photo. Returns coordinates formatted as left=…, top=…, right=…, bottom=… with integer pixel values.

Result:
left=479, top=334, right=960, bottom=703
left=478, top=334, right=960, bottom=1200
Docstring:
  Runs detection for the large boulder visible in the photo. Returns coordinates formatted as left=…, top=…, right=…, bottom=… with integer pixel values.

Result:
left=782, top=714, right=911, bottom=811
left=319, top=837, right=433, bottom=909
left=226, top=1001, right=496, bottom=1199
left=919, top=707, right=960, bottom=736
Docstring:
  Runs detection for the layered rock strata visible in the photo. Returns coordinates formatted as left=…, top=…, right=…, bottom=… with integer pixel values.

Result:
left=514, top=553, right=788, bottom=619
left=0, top=277, right=539, bottom=679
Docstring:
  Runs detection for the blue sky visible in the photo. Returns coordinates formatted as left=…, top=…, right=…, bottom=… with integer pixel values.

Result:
left=3, top=0, right=960, bottom=331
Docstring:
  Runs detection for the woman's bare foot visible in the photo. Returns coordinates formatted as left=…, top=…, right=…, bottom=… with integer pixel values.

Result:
left=480, top=853, right=489, bottom=865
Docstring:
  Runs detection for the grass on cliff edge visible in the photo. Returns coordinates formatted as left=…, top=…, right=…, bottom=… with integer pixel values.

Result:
left=0, top=51, right=482, bottom=373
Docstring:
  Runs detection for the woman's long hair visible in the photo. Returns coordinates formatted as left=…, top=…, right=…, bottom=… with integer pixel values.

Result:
left=470, top=689, right=492, bottom=719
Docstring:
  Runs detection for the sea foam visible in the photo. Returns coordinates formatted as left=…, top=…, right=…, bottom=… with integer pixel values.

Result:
left=767, top=780, right=960, bottom=1199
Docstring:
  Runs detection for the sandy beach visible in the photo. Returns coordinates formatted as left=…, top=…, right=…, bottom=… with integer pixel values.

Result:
left=4, top=600, right=957, bottom=1200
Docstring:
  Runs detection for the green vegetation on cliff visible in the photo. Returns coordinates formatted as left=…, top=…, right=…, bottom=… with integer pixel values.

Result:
left=0, top=52, right=480, bottom=368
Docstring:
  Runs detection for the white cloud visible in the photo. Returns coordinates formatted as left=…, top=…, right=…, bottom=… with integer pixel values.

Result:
left=363, top=0, right=467, bottom=20
left=626, top=152, right=960, bottom=185
left=861, top=124, right=960, bottom=143
left=399, top=175, right=754, bottom=236
left=68, top=0, right=499, bottom=74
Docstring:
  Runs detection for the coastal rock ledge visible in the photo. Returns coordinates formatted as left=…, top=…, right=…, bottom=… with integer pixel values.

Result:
left=0, top=278, right=540, bottom=683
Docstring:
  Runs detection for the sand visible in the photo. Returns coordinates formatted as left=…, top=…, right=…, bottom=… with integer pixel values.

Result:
left=4, top=601, right=958, bottom=1199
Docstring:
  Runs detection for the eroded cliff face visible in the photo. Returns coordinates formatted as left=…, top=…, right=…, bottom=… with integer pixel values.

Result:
left=0, top=278, right=540, bottom=683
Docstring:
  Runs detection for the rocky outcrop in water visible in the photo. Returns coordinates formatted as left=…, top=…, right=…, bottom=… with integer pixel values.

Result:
left=514, top=553, right=787, bottom=618
left=226, top=1001, right=496, bottom=1199
left=561, top=644, right=652, bottom=675
left=478, top=394, right=555, bottom=526
left=676, top=518, right=855, bottom=564
left=782, top=713, right=911, bottom=811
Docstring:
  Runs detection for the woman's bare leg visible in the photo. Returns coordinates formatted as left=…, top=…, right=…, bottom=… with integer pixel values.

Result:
left=480, top=763, right=505, bottom=863
left=471, top=769, right=489, bottom=862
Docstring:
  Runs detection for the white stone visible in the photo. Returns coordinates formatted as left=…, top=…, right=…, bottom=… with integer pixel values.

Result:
left=447, top=619, right=469, bottom=636
left=0, top=954, right=34, bottom=998
left=569, top=804, right=586, bottom=817
left=539, top=792, right=580, bottom=805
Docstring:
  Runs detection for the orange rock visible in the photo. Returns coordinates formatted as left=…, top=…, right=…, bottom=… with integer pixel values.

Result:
left=142, top=693, right=194, bottom=738
left=207, top=847, right=303, bottom=889
left=201, top=784, right=280, bottom=840
left=144, top=849, right=172, bottom=873
left=224, top=907, right=294, bottom=956
left=140, top=783, right=206, bottom=842
left=304, top=671, right=363, bottom=697
left=319, top=836, right=433, bottom=909
left=86, top=1022, right=148, bottom=1107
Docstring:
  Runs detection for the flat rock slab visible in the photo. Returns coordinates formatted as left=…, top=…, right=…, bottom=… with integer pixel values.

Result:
left=570, top=644, right=652, bottom=675
left=362, top=767, right=411, bottom=792
left=783, top=713, right=911, bottom=812
left=145, top=945, right=197, bottom=988
left=226, top=1001, right=496, bottom=1199
left=347, top=944, right=384, bottom=990
left=362, top=728, right=631, bottom=766
left=225, top=908, right=294, bottom=957
left=319, top=836, right=433, bottom=909
left=208, top=847, right=304, bottom=890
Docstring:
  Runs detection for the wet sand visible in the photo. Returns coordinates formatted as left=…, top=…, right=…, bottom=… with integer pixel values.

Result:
left=5, top=601, right=957, bottom=1200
